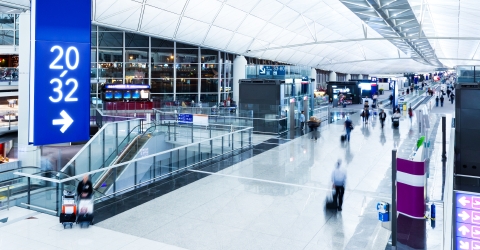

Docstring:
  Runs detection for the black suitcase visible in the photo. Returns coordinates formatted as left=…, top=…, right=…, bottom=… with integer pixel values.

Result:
left=341, top=135, right=346, bottom=142
left=326, top=190, right=337, bottom=210
left=371, top=104, right=376, bottom=108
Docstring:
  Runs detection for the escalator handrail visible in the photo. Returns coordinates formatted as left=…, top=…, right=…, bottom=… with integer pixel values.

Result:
left=100, top=121, right=157, bottom=170
left=92, top=122, right=157, bottom=190
left=60, top=117, right=143, bottom=172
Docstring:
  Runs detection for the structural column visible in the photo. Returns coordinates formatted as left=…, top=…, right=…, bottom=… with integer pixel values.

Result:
left=232, top=55, right=247, bottom=106
left=18, top=11, right=40, bottom=167
left=329, top=71, right=337, bottom=82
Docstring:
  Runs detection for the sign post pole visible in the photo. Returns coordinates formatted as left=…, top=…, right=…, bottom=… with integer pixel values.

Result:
left=392, top=149, right=397, bottom=249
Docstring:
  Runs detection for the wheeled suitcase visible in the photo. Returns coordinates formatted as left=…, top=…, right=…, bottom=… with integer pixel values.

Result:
left=392, top=118, right=400, bottom=128
left=325, top=189, right=337, bottom=210
left=77, top=198, right=94, bottom=228
left=59, top=190, right=76, bottom=229
left=371, top=104, right=376, bottom=109
left=340, top=135, right=346, bottom=142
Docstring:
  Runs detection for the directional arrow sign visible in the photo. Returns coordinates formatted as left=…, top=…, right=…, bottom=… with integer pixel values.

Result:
left=460, top=211, right=472, bottom=221
left=52, top=110, right=74, bottom=133
left=460, top=196, right=471, bottom=207
left=460, top=225, right=471, bottom=236
left=473, top=197, right=480, bottom=209
left=460, top=240, right=470, bottom=250
left=259, top=66, right=266, bottom=75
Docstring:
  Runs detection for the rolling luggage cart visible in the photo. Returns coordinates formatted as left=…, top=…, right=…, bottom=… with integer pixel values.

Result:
left=59, top=190, right=76, bottom=229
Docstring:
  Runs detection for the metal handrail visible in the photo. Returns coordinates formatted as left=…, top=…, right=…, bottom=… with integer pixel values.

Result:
left=15, top=126, right=253, bottom=184
left=60, top=117, right=142, bottom=172
left=92, top=123, right=157, bottom=190
left=155, top=110, right=288, bottom=122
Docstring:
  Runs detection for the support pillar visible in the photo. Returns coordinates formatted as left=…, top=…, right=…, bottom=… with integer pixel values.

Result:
left=329, top=71, right=337, bottom=82
left=232, top=56, right=247, bottom=108
left=18, top=11, right=40, bottom=167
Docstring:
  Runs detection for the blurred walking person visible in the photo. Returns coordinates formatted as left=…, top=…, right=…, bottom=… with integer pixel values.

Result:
left=300, top=111, right=305, bottom=131
left=344, top=116, right=353, bottom=142
left=307, top=116, right=320, bottom=141
left=379, top=109, right=387, bottom=129
left=332, top=160, right=347, bottom=211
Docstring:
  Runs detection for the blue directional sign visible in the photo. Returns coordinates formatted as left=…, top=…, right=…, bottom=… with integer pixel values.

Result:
left=456, top=192, right=480, bottom=250
left=258, top=66, right=273, bottom=76
left=274, top=66, right=286, bottom=76
left=30, top=0, right=91, bottom=145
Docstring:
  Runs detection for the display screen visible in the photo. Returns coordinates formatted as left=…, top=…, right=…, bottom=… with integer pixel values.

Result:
left=105, top=91, right=113, bottom=99
left=114, top=91, right=122, bottom=99
left=140, top=90, right=149, bottom=99
left=123, top=91, right=131, bottom=99
left=132, top=91, right=140, bottom=99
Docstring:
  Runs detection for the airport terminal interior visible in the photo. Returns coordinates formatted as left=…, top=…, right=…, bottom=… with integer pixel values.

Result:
left=0, top=0, right=478, bottom=249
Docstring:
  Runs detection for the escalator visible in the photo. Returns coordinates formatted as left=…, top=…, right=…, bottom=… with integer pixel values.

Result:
left=92, top=124, right=158, bottom=196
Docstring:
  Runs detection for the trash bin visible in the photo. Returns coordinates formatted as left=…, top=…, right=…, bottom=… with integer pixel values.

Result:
left=403, top=102, right=407, bottom=111
left=377, top=201, right=389, bottom=222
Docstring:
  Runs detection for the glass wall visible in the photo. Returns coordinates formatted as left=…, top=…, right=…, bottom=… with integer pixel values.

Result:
left=91, top=25, right=235, bottom=107
left=0, top=14, right=19, bottom=46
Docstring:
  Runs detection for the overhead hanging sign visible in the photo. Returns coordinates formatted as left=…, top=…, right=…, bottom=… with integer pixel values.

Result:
left=29, top=0, right=91, bottom=145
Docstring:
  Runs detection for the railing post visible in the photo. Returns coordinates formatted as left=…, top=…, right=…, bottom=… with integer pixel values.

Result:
left=115, top=123, right=119, bottom=156
left=241, top=130, right=243, bottom=148
left=7, top=185, right=10, bottom=210
left=222, top=136, right=224, bottom=154
left=134, top=162, right=137, bottom=187
left=191, top=124, right=194, bottom=143
left=174, top=122, right=177, bottom=141
left=27, top=177, right=31, bottom=205
left=113, top=167, right=117, bottom=194
left=153, top=156, right=156, bottom=179
left=249, top=129, right=252, bottom=148
left=168, top=122, right=171, bottom=141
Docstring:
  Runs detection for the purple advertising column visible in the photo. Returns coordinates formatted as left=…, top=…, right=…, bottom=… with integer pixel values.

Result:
left=397, top=158, right=426, bottom=218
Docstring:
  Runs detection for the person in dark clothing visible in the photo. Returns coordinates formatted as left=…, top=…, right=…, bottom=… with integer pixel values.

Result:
left=77, top=175, right=93, bottom=199
left=389, top=94, right=393, bottom=105
left=307, top=116, right=320, bottom=141
left=332, top=160, right=346, bottom=211
left=408, top=107, right=413, bottom=124
left=435, top=96, right=439, bottom=107
left=344, top=117, right=353, bottom=142
left=379, top=109, right=387, bottom=128
left=450, top=92, right=455, bottom=104
left=447, top=89, right=451, bottom=100
left=406, top=89, right=409, bottom=95
left=440, top=95, right=444, bottom=107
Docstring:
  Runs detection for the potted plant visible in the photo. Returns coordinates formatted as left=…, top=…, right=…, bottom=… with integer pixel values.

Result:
left=379, top=88, right=384, bottom=95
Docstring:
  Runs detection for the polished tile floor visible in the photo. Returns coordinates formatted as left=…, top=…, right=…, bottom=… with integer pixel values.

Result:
left=96, top=112, right=438, bottom=250
left=0, top=206, right=186, bottom=250
left=0, top=107, right=448, bottom=249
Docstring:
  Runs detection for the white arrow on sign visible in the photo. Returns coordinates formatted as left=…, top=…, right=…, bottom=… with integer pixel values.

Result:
left=459, top=225, right=471, bottom=236
left=460, top=196, right=471, bottom=207
left=459, top=211, right=471, bottom=221
left=259, top=67, right=266, bottom=74
left=460, top=240, right=470, bottom=250
left=52, top=110, right=73, bottom=133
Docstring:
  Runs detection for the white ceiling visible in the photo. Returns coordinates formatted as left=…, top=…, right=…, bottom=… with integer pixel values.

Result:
left=4, top=0, right=480, bottom=74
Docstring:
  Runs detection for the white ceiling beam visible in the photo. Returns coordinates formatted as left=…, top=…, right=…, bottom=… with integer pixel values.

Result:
left=173, top=0, right=191, bottom=39
left=247, top=37, right=480, bottom=53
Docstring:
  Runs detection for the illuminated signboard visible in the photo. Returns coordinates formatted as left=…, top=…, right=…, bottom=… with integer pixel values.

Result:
left=456, top=192, right=480, bottom=250
left=30, top=0, right=91, bottom=145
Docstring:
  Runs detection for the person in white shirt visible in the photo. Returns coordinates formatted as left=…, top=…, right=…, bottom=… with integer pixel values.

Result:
left=300, top=111, right=305, bottom=130
left=331, top=160, right=347, bottom=211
